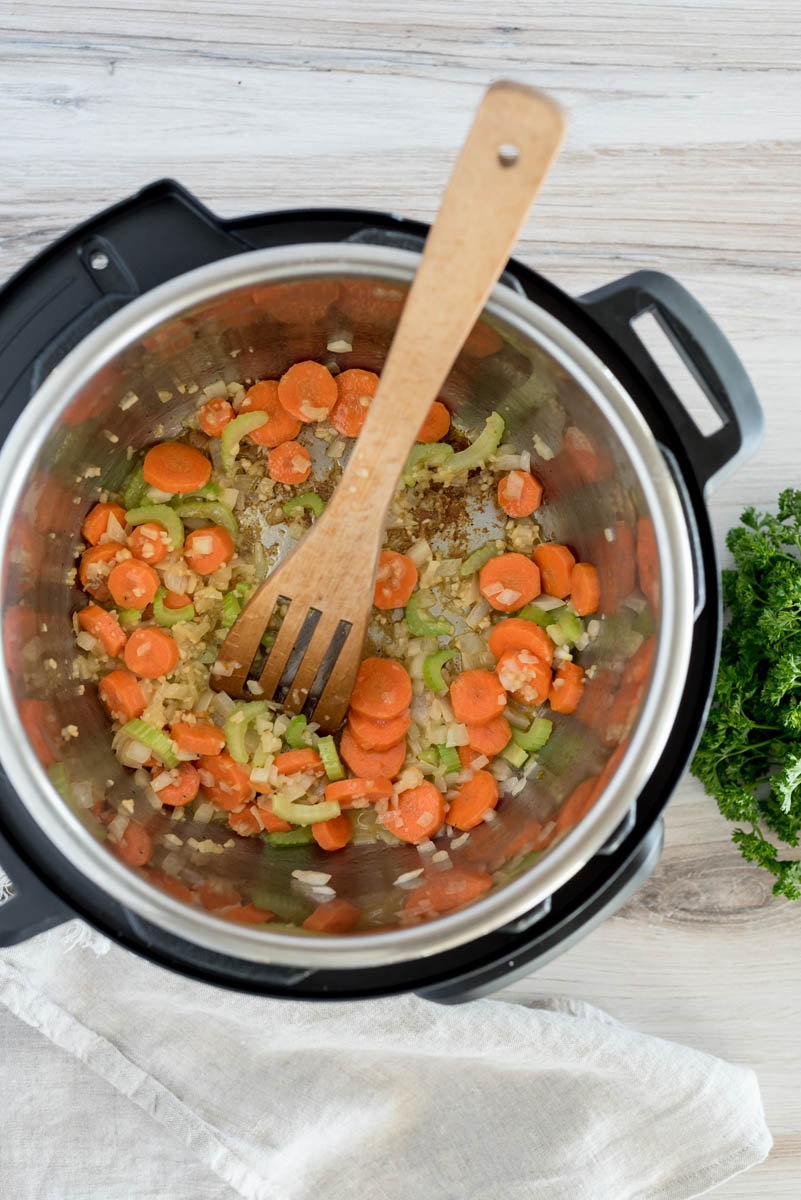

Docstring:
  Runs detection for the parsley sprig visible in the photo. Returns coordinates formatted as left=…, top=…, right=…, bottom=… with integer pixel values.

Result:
left=692, top=489, right=801, bottom=899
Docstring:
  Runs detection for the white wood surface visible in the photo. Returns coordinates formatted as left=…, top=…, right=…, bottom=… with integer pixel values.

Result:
left=1, top=2, right=799, bottom=1196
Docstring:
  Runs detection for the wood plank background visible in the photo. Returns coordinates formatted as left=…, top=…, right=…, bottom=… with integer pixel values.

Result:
left=1, top=2, right=799, bottom=1195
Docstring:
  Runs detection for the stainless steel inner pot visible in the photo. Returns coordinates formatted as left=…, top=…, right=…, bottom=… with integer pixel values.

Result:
left=0, top=244, right=694, bottom=969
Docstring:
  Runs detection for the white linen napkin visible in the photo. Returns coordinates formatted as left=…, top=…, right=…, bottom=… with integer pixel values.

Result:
left=0, top=918, right=771, bottom=1200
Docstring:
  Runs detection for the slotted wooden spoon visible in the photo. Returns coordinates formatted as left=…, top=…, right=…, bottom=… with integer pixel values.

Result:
left=213, top=81, right=566, bottom=729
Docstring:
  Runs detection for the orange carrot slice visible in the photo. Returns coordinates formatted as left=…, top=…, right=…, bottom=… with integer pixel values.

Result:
left=143, top=442, right=211, bottom=494
left=273, top=748, right=326, bottom=776
left=449, top=669, right=507, bottom=725
left=128, top=522, right=168, bottom=565
left=79, top=541, right=124, bottom=599
left=124, top=627, right=179, bottom=678
left=549, top=661, right=585, bottom=714
left=155, top=762, right=200, bottom=807
left=198, top=752, right=253, bottom=810
left=330, top=368, right=378, bottom=437
left=340, top=728, right=406, bottom=779
left=373, top=550, right=418, bottom=609
left=184, top=525, right=234, bottom=574
left=81, top=502, right=126, bottom=545
left=277, top=360, right=337, bottom=423
left=350, top=657, right=412, bottom=720
left=479, top=552, right=541, bottom=611
left=347, top=709, right=410, bottom=752
left=466, top=715, right=511, bottom=756
left=324, top=777, right=394, bottom=807
left=198, top=396, right=234, bottom=437
left=240, top=380, right=302, bottom=447
left=416, top=400, right=450, bottom=443
left=170, top=720, right=226, bottom=757
left=380, top=782, right=446, bottom=843
left=77, top=604, right=126, bottom=657
left=114, top=820, right=153, bottom=868
left=193, top=880, right=241, bottom=910
left=404, top=867, right=492, bottom=919
left=268, top=440, right=311, bottom=485
left=533, top=543, right=576, bottom=599
left=312, top=814, right=352, bottom=851
left=497, top=471, right=542, bottom=518
left=495, top=648, right=551, bottom=706
left=570, top=562, right=599, bottom=616
left=636, top=515, right=659, bottom=611
left=448, top=769, right=499, bottom=831
left=107, top=558, right=160, bottom=609
left=302, top=898, right=361, bottom=933
left=98, top=669, right=146, bottom=722
left=222, top=904, right=274, bottom=924
left=487, top=617, right=554, bottom=666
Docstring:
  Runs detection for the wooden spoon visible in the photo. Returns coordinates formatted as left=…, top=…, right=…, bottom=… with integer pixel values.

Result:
left=213, top=81, right=566, bottom=729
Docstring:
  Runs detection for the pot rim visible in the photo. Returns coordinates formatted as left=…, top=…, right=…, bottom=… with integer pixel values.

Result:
left=0, top=243, right=695, bottom=969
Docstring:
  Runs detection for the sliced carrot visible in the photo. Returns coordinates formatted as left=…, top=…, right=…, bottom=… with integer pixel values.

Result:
left=146, top=868, right=194, bottom=904
left=450, top=668, right=507, bottom=725
left=497, top=471, right=543, bottom=518
left=549, top=661, right=586, bottom=714
left=324, top=777, right=394, bottom=808
left=601, top=683, right=642, bottom=748
left=268, top=440, right=311, bottom=485
left=194, top=880, right=241, bottom=910
left=254, top=797, right=292, bottom=833
left=448, top=769, right=499, bottom=831
left=347, top=709, right=410, bottom=752
left=273, top=748, right=325, bottom=776
left=350, top=657, right=412, bottom=720
left=77, top=604, right=126, bottom=657
left=302, top=898, right=361, bottom=933
left=198, top=396, right=234, bottom=437
left=228, top=805, right=263, bottom=837
left=533, top=543, right=576, bottom=599
left=240, top=380, right=302, bottom=447
left=637, top=515, right=659, bottom=611
left=340, top=728, right=406, bottom=779
left=142, top=442, right=211, bottom=495
left=479, top=552, right=541, bottom=611
left=570, top=561, right=599, bottom=616
left=108, top=558, right=160, bottom=609
left=554, top=776, right=598, bottom=834
left=19, top=698, right=60, bottom=767
left=380, top=782, right=446, bottom=843
left=79, top=541, right=124, bottom=599
left=487, top=617, right=554, bottom=666
left=222, top=903, right=274, bottom=924
left=128, top=522, right=168, bottom=565
left=114, top=820, right=153, bottom=868
left=312, top=814, right=352, bottom=851
left=98, top=669, right=146, bottom=722
left=198, top=752, right=254, bottom=810
left=124, top=627, right=179, bottom=678
left=277, top=360, right=337, bottom=423
left=170, top=719, right=226, bottom=757
left=466, top=715, right=511, bottom=756
left=184, top=525, right=235, bottom=575
left=373, top=550, right=418, bottom=610
left=622, top=635, right=655, bottom=688
left=155, top=762, right=199, bottom=807
left=458, top=744, right=493, bottom=770
left=416, top=400, right=450, bottom=443
left=404, top=867, right=492, bottom=919
left=164, top=589, right=192, bottom=609
left=330, top=368, right=379, bottom=437
left=81, top=502, right=126, bottom=546
left=495, top=648, right=551, bottom=706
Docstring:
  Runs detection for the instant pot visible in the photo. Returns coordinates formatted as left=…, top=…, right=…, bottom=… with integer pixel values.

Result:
left=0, top=181, right=761, bottom=1000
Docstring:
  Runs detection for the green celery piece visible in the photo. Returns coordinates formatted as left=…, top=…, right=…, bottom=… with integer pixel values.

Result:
left=250, top=888, right=311, bottom=923
left=224, top=701, right=270, bottom=764
left=422, top=649, right=456, bottom=693
left=117, top=608, right=141, bottom=627
left=125, top=503, right=185, bottom=551
left=519, top=603, right=563, bottom=628
left=442, top=412, right=505, bottom=474
left=122, top=463, right=148, bottom=509
left=459, top=543, right=502, bottom=577
left=501, top=742, right=528, bottom=768
left=404, top=593, right=453, bottom=637
left=153, top=587, right=195, bottom=628
left=283, top=492, right=324, bottom=519
left=173, top=499, right=238, bottom=540
left=265, top=827, right=314, bottom=848
left=177, top=481, right=220, bottom=502
left=402, top=442, right=454, bottom=486
left=220, top=590, right=241, bottom=628
left=511, top=716, right=553, bottom=754
left=122, top=718, right=178, bottom=768
left=317, top=734, right=345, bottom=781
left=221, top=411, right=270, bottom=474
left=436, top=744, right=461, bottom=774
left=548, top=610, right=583, bottom=647
left=271, top=795, right=341, bottom=825
left=418, top=747, right=439, bottom=766
left=285, top=715, right=308, bottom=749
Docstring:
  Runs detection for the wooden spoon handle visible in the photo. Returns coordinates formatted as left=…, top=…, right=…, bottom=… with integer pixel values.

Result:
left=328, top=81, right=566, bottom=523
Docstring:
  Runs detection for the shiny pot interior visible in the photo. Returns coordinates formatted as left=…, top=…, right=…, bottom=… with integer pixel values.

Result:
left=0, top=245, right=694, bottom=968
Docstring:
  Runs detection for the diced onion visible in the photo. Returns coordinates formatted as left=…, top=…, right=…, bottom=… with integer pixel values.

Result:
left=466, top=599, right=492, bottom=629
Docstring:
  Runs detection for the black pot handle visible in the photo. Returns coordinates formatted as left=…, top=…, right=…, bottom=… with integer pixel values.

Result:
left=0, top=828, right=72, bottom=947
left=579, top=270, right=763, bottom=492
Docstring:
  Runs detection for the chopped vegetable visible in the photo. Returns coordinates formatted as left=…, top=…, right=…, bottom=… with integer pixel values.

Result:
left=422, top=648, right=457, bottom=693
left=278, top=360, right=337, bottom=423
left=519, top=602, right=562, bottom=628
left=374, top=549, right=418, bottom=610
left=240, top=379, right=302, bottom=447
left=501, top=742, right=528, bottom=768
left=533, top=543, right=576, bottom=599
left=450, top=668, right=506, bottom=723
left=266, top=826, right=314, bottom=848
left=479, top=552, right=541, bottom=612
left=459, top=542, right=502, bottom=577
left=512, top=717, right=553, bottom=754
left=404, top=593, right=453, bottom=637
left=124, top=627, right=179, bottom=678
left=317, top=734, right=346, bottom=781
left=221, top=411, right=270, bottom=474
left=173, top=499, right=238, bottom=540
left=153, top=587, right=195, bottom=627
left=269, top=440, right=311, bottom=485
left=271, top=794, right=341, bottom=826
left=122, top=463, right=148, bottom=509
left=126, top=504, right=185, bottom=550
left=220, top=589, right=241, bottom=628
left=121, top=718, right=178, bottom=768
left=82, top=502, right=126, bottom=546
left=402, top=442, right=454, bottom=485
left=184, top=525, right=234, bottom=574
left=441, top=412, right=504, bottom=474
left=283, top=492, right=325, bottom=519
left=224, top=701, right=270, bottom=763
left=380, top=782, right=446, bottom=843
left=285, top=714, right=308, bottom=749
left=436, top=744, right=461, bottom=774
left=143, top=442, right=211, bottom=495
left=416, top=400, right=451, bottom=443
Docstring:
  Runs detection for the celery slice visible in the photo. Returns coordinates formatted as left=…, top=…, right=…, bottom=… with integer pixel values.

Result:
left=317, top=734, right=345, bottom=781
left=283, top=492, right=324, bottom=519
left=441, top=412, right=504, bottom=474
left=122, top=718, right=178, bottom=768
left=285, top=715, right=308, bottom=749
left=404, top=593, right=453, bottom=637
left=419, top=747, right=439, bottom=766
left=511, top=717, right=553, bottom=754
left=153, top=587, right=195, bottom=628
left=125, top=503, right=185, bottom=551
left=265, top=827, right=314, bottom=847
left=402, top=442, right=455, bottom=486
left=224, top=701, right=270, bottom=764
left=221, top=411, right=269, bottom=474
left=117, top=608, right=141, bottom=627
left=501, top=742, right=529, bottom=768
left=173, top=499, right=238, bottom=540
left=271, top=795, right=341, bottom=826
left=436, top=744, right=461, bottom=774
left=220, top=590, right=241, bottom=628
left=422, top=648, right=456, bottom=692
left=122, top=463, right=148, bottom=509
left=459, top=543, right=502, bottom=577
left=519, top=603, right=563, bottom=628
